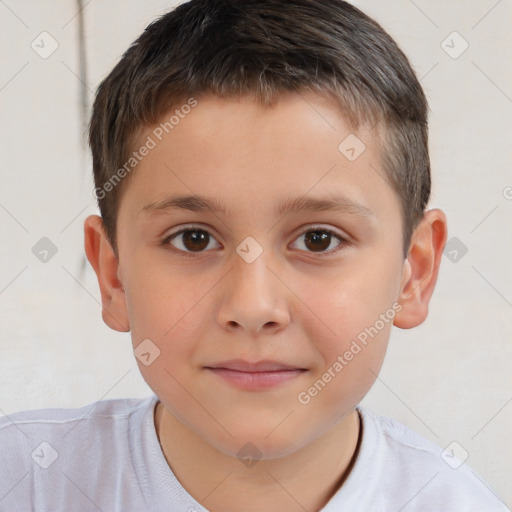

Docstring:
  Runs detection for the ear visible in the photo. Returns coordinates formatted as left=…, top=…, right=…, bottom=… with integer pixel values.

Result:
left=394, top=209, right=448, bottom=329
left=84, top=214, right=130, bottom=332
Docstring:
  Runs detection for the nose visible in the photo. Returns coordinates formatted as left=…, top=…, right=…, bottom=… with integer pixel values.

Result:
left=216, top=248, right=291, bottom=336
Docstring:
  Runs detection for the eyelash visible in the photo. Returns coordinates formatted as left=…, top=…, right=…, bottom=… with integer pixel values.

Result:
left=160, top=224, right=349, bottom=258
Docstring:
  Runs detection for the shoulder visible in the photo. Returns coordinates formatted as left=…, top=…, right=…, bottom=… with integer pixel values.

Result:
left=0, top=395, right=158, bottom=511
left=0, top=395, right=157, bottom=466
left=360, top=407, right=444, bottom=457
left=351, top=407, right=508, bottom=511
left=0, top=395, right=154, bottom=442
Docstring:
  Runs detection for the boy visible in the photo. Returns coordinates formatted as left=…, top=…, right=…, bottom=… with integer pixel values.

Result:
left=0, top=0, right=508, bottom=510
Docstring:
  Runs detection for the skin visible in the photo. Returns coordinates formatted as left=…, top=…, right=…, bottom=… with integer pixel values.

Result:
left=84, top=91, right=447, bottom=512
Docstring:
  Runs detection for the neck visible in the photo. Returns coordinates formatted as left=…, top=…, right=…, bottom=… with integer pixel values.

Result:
left=154, top=401, right=361, bottom=512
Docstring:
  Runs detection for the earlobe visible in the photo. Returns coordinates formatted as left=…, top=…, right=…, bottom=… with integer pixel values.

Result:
left=84, top=215, right=130, bottom=332
left=393, top=209, right=448, bottom=329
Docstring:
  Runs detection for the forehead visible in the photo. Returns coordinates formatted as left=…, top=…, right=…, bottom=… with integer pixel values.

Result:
left=119, top=92, right=398, bottom=226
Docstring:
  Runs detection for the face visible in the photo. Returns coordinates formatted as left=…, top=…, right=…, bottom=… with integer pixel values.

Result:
left=114, top=92, right=407, bottom=458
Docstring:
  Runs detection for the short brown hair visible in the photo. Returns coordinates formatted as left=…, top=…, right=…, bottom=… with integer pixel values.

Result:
left=89, top=0, right=430, bottom=258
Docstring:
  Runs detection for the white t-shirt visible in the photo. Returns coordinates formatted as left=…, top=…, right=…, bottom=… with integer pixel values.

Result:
left=0, top=394, right=508, bottom=511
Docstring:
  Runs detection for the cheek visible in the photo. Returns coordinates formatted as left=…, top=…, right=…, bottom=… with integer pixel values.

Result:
left=124, top=260, right=217, bottom=380
left=297, top=321, right=392, bottom=422
left=292, top=256, right=400, bottom=408
left=293, top=254, right=400, bottom=417
left=295, top=260, right=400, bottom=351
left=123, top=257, right=208, bottom=341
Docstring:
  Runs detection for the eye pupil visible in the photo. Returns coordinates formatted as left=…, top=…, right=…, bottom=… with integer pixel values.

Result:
left=305, top=231, right=331, bottom=252
left=183, top=230, right=209, bottom=251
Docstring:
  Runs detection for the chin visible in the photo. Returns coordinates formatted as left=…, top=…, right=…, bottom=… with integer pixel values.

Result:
left=204, top=422, right=312, bottom=462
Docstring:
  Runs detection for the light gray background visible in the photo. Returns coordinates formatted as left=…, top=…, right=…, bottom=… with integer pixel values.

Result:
left=1, top=0, right=511, bottom=506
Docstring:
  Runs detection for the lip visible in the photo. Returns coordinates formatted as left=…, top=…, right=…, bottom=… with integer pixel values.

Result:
left=205, top=360, right=308, bottom=390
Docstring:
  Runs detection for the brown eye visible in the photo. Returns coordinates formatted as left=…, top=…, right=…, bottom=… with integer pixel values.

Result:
left=165, top=227, right=221, bottom=254
left=292, top=228, right=345, bottom=254
left=304, top=231, right=331, bottom=252
left=181, top=230, right=209, bottom=251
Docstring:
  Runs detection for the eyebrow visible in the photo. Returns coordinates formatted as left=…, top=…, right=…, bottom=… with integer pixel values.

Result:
left=140, top=193, right=375, bottom=219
